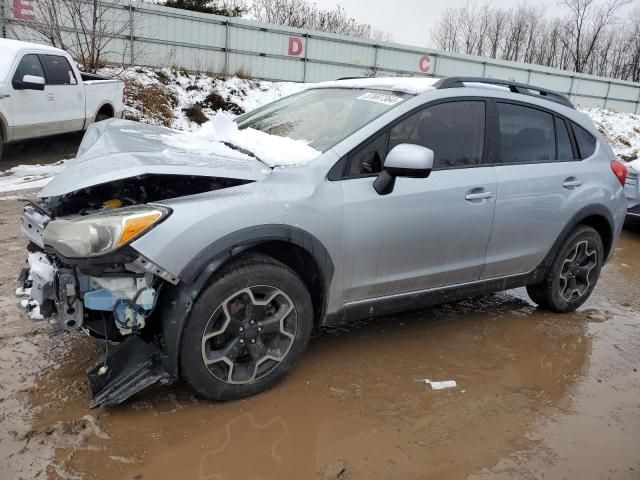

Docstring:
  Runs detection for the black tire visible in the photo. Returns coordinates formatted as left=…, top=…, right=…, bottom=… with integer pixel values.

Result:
left=526, top=225, right=603, bottom=313
left=180, top=253, right=313, bottom=401
left=95, top=112, right=111, bottom=122
left=0, top=132, right=4, bottom=162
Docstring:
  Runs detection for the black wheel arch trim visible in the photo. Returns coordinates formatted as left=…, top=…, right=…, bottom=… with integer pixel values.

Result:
left=523, top=203, right=614, bottom=288
left=157, top=225, right=334, bottom=378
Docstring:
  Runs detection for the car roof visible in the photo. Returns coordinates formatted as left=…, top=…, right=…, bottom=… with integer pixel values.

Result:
left=0, top=39, right=67, bottom=82
left=310, top=77, right=440, bottom=95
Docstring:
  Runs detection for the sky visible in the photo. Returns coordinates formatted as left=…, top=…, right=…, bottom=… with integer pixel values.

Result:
left=311, top=0, right=558, bottom=47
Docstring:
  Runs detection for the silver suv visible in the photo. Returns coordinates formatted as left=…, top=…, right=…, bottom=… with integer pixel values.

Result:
left=19, top=76, right=627, bottom=407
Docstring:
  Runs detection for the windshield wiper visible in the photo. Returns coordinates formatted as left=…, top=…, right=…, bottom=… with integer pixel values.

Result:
left=222, top=141, right=271, bottom=169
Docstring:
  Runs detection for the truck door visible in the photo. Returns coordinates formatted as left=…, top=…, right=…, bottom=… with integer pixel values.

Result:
left=9, top=54, right=58, bottom=140
left=39, top=54, right=85, bottom=133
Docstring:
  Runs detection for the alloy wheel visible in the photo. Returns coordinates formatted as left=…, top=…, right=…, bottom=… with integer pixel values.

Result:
left=558, top=240, right=598, bottom=302
left=201, top=285, right=297, bottom=384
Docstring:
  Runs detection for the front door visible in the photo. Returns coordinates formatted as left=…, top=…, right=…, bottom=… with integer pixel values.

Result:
left=9, top=53, right=58, bottom=140
left=340, top=100, right=497, bottom=302
left=40, top=54, right=85, bottom=133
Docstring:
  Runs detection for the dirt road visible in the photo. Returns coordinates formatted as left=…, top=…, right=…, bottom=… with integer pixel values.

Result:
left=0, top=190, right=639, bottom=480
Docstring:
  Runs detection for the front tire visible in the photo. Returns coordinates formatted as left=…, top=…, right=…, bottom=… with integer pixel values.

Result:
left=180, top=253, right=313, bottom=401
left=527, top=225, right=603, bottom=312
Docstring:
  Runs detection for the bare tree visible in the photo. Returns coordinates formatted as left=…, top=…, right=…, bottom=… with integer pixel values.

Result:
left=428, top=0, right=638, bottom=81
left=251, top=0, right=393, bottom=41
left=561, top=0, right=631, bottom=72
left=10, top=0, right=133, bottom=71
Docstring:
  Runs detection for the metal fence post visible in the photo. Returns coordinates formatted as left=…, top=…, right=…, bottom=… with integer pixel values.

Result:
left=604, top=80, right=612, bottom=109
left=129, top=1, right=135, bottom=66
left=0, top=0, right=6, bottom=39
left=431, top=53, right=439, bottom=77
left=373, top=44, right=379, bottom=74
left=568, top=76, right=575, bottom=101
left=635, top=88, right=640, bottom=115
left=224, top=20, right=230, bottom=73
left=302, top=33, right=309, bottom=83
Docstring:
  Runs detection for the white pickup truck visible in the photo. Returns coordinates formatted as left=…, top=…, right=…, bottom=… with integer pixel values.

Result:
left=0, top=38, right=125, bottom=160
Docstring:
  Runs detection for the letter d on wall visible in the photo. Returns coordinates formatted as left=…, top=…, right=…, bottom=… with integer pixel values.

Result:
left=288, top=37, right=303, bottom=57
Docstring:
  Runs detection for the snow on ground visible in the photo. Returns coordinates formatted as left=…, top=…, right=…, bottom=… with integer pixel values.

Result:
left=580, top=107, right=640, bottom=161
left=0, top=161, right=68, bottom=193
left=100, top=66, right=306, bottom=131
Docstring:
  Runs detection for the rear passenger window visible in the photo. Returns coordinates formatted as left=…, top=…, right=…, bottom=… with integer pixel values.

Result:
left=497, top=103, right=555, bottom=163
left=389, top=101, right=485, bottom=168
left=41, top=55, right=77, bottom=85
left=555, top=117, right=575, bottom=160
left=12, top=54, right=45, bottom=85
left=573, top=124, right=597, bottom=159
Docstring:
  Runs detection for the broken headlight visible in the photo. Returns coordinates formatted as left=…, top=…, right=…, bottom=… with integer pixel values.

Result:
left=43, top=205, right=170, bottom=258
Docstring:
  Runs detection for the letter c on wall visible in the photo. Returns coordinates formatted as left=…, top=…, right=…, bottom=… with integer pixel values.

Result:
left=288, top=37, right=304, bottom=57
left=419, top=56, right=431, bottom=73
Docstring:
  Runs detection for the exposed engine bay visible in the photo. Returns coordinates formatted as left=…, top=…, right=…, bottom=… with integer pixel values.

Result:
left=18, top=173, right=252, bottom=407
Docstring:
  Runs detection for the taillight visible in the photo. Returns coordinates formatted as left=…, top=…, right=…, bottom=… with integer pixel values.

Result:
left=610, top=160, right=627, bottom=186
left=122, top=86, right=127, bottom=104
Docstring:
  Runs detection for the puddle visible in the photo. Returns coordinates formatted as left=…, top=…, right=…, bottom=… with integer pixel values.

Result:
left=0, top=196, right=639, bottom=479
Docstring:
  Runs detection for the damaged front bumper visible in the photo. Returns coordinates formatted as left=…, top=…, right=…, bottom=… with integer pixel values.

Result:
left=18, top=207, right=180, bottom=408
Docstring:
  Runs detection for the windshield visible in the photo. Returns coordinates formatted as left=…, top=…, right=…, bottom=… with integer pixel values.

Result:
left=236, top=88, right=412, bottom=152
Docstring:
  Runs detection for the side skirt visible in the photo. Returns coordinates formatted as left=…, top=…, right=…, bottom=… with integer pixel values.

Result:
left=323, top=271, right=540, bottom=326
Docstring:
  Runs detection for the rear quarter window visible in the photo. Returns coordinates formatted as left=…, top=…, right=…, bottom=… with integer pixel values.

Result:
left=573, top=123, right=597, bottom=159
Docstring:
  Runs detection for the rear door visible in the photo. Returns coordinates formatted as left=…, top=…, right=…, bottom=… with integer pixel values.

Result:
left=39, top=54, right=85, bottom=133
left=339, top=99, right=498, bottom=301
left=481, top=101, right=588, bottom=279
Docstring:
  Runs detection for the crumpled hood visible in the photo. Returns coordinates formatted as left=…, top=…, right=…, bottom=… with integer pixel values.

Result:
left=39, top=119, right=271, bottom=198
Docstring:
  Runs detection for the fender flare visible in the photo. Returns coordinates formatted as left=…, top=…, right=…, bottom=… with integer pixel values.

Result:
left=530, top=204, right=615, bottom=284
left=157, top=225, right=335, bottom=378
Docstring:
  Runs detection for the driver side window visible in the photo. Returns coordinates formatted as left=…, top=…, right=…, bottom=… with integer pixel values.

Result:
left=390, top=101, right=485, bottom=169
left=12, top=54, right=45, bottom=86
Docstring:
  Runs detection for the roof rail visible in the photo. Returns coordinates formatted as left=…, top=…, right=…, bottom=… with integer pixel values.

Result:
left=433, top=76, right=575, bottom=109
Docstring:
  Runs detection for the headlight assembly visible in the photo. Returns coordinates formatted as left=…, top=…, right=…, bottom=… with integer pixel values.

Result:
left=43, top=205, right=170, bottom=258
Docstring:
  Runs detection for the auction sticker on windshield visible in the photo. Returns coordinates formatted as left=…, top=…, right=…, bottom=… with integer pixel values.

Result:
left=356, top=92, right=404, bottom=106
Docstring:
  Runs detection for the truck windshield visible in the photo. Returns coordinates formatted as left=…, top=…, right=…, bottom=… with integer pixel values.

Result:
left=236, top=88, right=412, bottom=152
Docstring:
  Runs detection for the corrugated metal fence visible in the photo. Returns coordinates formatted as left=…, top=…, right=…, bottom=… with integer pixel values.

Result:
left=3, top=0, right=640, bottom=113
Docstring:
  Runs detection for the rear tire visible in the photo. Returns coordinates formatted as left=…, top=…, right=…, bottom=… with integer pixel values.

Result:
left=526, top=225, right=603, bottom=312
left=179, top=253, right=313, bottom=401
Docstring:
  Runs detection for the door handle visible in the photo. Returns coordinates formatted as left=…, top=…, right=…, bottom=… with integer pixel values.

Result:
left=563, top=178, right=582, bottom=189
left=465, top=191, right=494, bottom=201
left=47, top=93, right=54, bottom=101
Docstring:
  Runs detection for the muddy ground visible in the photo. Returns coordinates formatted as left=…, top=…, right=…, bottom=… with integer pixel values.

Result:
left=1, top=145, right=639, bottom=479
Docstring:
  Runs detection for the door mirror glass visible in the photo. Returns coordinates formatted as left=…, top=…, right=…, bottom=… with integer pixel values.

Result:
left=16, top=75, right=46, bottom=91
left=374, top=144, right=434, bottom=195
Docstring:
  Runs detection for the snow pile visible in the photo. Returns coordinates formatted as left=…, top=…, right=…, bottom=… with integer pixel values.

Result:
left=101, top=66, right=306, bottom=131
left=580, top=108, right=640, bottom=161
left=0, top=161, right=68, bottom=193
left=162, top=112, right=320, bottom=167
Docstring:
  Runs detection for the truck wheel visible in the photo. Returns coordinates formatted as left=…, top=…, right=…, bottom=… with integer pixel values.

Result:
left=180, top=253, right=313, bottom=401
left=526, top=225, right=603, bottom=312
left=95, top=112, right=112, bottom=122
left=0, top=133, right=4, bottom=161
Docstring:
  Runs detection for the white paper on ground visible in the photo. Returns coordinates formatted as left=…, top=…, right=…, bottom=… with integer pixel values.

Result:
left=425, top=379, right=457, bottom=390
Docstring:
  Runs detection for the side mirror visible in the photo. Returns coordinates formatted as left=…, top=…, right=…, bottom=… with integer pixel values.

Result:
left=14, top=75, right=46, bottom=91
left=374, top=144, right=434, bottom=195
